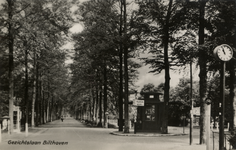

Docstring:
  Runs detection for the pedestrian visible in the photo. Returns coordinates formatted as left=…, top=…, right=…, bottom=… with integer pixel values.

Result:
left=61, top=116, right=64, bottom=122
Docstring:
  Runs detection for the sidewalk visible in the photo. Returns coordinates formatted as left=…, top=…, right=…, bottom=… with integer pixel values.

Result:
left=81, top=121, right=207, bottom=150
left=82, top=120, right=199, bottom=136
left=111, top=131, right=206, bottom=150
left=109, top=126, right=208, bottom=150
left=1, top=126, right=48, bottom=142
left=1, top=118, right=86, bottom=142
left=111, top=126, right=197, bottom=137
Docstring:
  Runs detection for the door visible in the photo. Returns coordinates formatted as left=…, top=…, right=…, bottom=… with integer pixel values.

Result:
left=142, top=104, right=160, bottom=131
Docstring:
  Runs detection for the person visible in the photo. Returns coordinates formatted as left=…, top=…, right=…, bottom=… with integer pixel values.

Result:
left=61, top=116, right=64, bottom=122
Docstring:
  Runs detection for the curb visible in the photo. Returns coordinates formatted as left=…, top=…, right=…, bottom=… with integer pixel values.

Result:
left=28, top=127, right=48, bottom=136
left=110, top=131, right=187, bottom=137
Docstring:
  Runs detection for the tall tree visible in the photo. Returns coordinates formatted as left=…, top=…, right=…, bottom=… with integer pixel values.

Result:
left=123, top=0, right=130, bottom=133
left=0, top=0, right=74, bottom=130
left=24, top=41, right=29, bottom=134
left=71, top=0, right=140, bottom=130
left=135, top=0, right=189, bottom=133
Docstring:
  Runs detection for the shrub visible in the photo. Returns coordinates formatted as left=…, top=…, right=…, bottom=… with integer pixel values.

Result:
left=227, top=133, right=236, bottom=149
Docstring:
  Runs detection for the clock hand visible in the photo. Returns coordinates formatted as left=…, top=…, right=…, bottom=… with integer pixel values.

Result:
left=222, top=48, right=226, bottom=54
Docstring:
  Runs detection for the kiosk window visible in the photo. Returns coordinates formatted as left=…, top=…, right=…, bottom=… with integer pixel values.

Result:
left=145, top=104, right=155, bottom=121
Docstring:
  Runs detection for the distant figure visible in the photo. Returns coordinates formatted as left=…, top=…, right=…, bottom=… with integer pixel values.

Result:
left=61, top=116, right=64, bottom=122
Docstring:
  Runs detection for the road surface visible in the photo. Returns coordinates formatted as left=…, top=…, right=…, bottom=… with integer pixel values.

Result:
left=0, top=117, right=207, bottom=150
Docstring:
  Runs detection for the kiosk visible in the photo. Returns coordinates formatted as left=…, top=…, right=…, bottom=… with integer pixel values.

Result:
left=135, top=92, right=164, bottom=132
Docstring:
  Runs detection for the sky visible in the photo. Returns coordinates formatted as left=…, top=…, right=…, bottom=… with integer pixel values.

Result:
left=135, top=62, right=199, bottom=91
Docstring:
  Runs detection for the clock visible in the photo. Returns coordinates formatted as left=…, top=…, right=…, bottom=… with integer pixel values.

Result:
left=213, top=44, right=233, bottom=61
left=205, top=98, right=211, bottom=105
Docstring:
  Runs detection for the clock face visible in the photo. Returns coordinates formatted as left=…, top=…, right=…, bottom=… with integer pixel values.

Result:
left=214, top=44, right=233, bottom=61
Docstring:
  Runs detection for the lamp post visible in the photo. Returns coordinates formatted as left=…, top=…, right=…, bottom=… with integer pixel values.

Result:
left=189, top=61, right=193, bottom=145
left=205, top=98, right=212, bottom=150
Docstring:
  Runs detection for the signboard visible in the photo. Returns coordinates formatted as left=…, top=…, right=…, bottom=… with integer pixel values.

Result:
left=192, top=107, right=200, bottom=116
left=133, top=100, right=144, bottom=106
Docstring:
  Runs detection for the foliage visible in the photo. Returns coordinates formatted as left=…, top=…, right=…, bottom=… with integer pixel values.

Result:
left=69, top=0, right=141, bottom=122
left=0, top=0, right=235, bottom=136
left=168, top=101, right=189, bottom=126
left=0, top=0, right=74, bottom=123
left=0, top=91, right=8, bottom=117
left=134, top=0, right=193, bottom=73
left=140, top=83, right=163, bottom=94
left=169, top=78, right=199, bottom=126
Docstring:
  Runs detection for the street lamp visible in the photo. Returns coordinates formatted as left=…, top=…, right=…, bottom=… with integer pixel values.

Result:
left=205, top=97, right=211, bottom=150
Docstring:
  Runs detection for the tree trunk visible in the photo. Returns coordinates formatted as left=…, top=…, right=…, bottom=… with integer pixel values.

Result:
left=80, top=109, right=82, bottom=120
left=39, top=74, right=42, bottom=125
left=47, top=89, right=50, bottom=122
left=123, top=0, right=130, bottom=133
left=36, top=55, right=40, bottom=126
left=90, top=100, right=92, bottom=122
left=44, top=95, right=46, bottom=123
left=103, top=64, right=108, bottom=128
left=50, top=96, right=53, bottom=122
left=36, top=57, right=39, bottom=126
left=7, top=0, right=14, bottom=134
left=198, top=0, right=207, bottom=145
left=96, top=84, right=99, bottom=125
left=24, top=43, right=29, bottom=134
left=92, top=88, right=96, bottom=124
left=45, top=78, right=49, bottom=123
left=98, top=89, right=103, bottom=127
left=31, top=51, right=36, bottom=127
left=119, top=0, right=124, bottom=132
left=162, top=0, right=173, bottom=134
left=46, top=96, right=49, bottom=123
left=42, top=83, right=45, bottom=124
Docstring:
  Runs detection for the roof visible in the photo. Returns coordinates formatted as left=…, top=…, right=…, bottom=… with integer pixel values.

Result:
left=140, top=92, right=163, bottom=95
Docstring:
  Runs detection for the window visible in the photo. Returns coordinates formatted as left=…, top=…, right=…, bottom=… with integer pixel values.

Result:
left=149, top=95, right=154, bottom=98
left=145, top=104, right=155, bottom=121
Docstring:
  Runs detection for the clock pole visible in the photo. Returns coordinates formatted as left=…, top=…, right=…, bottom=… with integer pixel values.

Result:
left=219, top=61, right=225, bottom=150
left=213, top=44, right=233, bottom=150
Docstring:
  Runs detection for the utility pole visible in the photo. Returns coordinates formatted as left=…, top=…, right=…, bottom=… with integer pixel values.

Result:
left=189, top=62, right=193, bottom=145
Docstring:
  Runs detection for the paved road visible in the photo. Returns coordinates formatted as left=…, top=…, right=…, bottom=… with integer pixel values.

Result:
left=0, top=117, right=207, bottom=150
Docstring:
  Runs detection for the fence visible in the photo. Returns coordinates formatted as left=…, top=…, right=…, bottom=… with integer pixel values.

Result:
left=210, top=123, right=234, bottom=150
